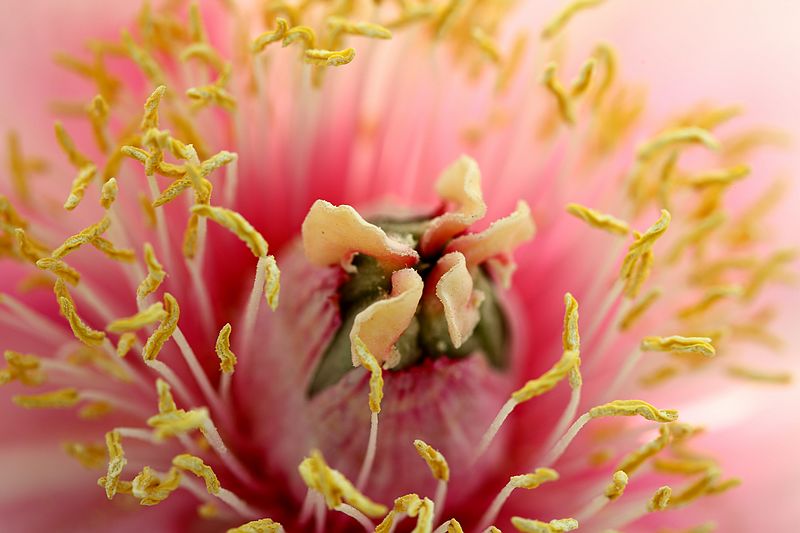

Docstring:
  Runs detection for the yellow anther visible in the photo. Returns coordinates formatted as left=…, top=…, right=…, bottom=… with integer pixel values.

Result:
left=143, top=293, right=179, bottom=361
left=67, top=345, right=131, bottom=382
left=64, top=163, right=98, bottom=210
left=104, top=430, right=127, bottom=499
left=7, top=132, right=47, bottom=203
left=352, top=337, right=384, bottom=414
left=471, top=27, right=501, bottom=63
left=91, top=236, right=136, bottom=263
left=668, top=469, right=721, bottom=508
left=653, top=457, right=717, bottom=475
left=51, top=216, right=111, bottom=259
left=156, top=378, right=177, bottom=414
left=620, top=210, right=671, bottom=298
left=285, top=25, right=319, bottom=51
left=191, top=205, right=267, bottom=258
left=13, top=228, right=46, bottom=264
left=122, top=31, right=166, bottom=86
left=139, top=193, right=157, bottom=228
left=79, top=401, right=113, bottom=419
left=148, top=407, right=210, bottom=440
left=570, top=58, right=596, bottom=97
left=172, top=454, right=220, bottom=494
left=509, top=468, right=559, bottom=489
left=215, top=323, right=237, bottom=374
left=152, top=178, right=192, bottom=208
left=589, top=400, right=678, bottom=423
left=688, top=164, right=750, bottom=188
left=187, top=83, right=236, bottom=112
left=252, top=18, right=289, bottom=53
left=298, top=450, right=388, bottom=518
left=263, top=255, right=281, bottom=310
left=511, top=517, right=579, bottom=532
left=511, top=350, right=579, bottom=403
left=183, top=214, right=201, bottom=260
left=637, top=127, right=720, bottom=161
left=137, top=243, right=166, bottom=300
left=181, top=42, right=226, bottom=73
left=131, top=466, right=182, bottom=505
left=542, top=63, right=575, bottom=124
left=727, top=365, right=792, bottom=385
left=64, top=442, right=107, bottom=469
left=227, top=519, right=284, bottom=533
left=618, top=288, right=661, bottom=331
left=647, top=486, right=672, bottom=511
left=197, top=502, right=219, bottom=519
left=591, top=43, right=616, bottom=104
left=13, top=388, right=79, bottom=408
left=433, top=0, right=467, bottom=38
left=641, top=336, right=715, bottom=357
left=100, top=177, right=118, bottom=209
left=54, top=121, right=92, bottom=168
left=413, top=439, right=450, bottom=482
left=121, top=145, right=149, bottom=164
left=566, top=203, right=629, bottom=236
left=616, top=425, right=670, bottom=474
left=328, top=17, right=392, bottom=39
left=677, top=285, right=742, bottom=319
left=140, top=85, right=168, bottom=131
left=188, top=1, right=207, bottom=42
left=667, top=213, right=726, bottom=263
left=743, top=249, right=797, bottom=300
left=541, top=0, right=604, bottom=40
left=603, top=470, right=629, bottom=500
left=304, top=48, right=356, bottom=67
left=1, top=350, right=45, bottom=387
left=86, top=94, right=110, bottom=153
left=445, top=519, right=464, bottom=533
left=707, top=477, right=741, bottom=495
left=107, top=302, right=167, bottom=333
left=57, top=293, right=107, bottom=346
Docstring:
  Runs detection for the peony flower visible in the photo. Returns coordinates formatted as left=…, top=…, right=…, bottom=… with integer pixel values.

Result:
left=1, top=1, right=798, bottom=532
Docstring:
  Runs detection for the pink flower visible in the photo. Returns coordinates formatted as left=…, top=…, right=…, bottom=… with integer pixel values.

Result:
left=1, top=1, right=798, bottom=532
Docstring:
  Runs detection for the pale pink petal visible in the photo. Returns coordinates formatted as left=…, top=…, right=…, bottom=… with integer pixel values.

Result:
left=419, top=156, right=487, bottom=255
left=350, top=268, right=423, bottom=368
left=301, top=199, right=419, bottom=272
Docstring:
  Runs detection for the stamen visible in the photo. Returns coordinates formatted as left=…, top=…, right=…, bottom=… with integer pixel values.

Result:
left=327, top=17, right=392, bottom=39
left=142, top=293, right=179, bottom=361
left=510, top=517, right=579, bottom=532
left=619, top=210, right=671, bottom=298
left=616, top=425, right=670, bottom=474
left=172, top=454, right=220, bottom=494
left=575, top=470, right=628, bottom=522
left=433, top=518, right=464, bottom=533
left=252, top=18, right=289, bottom=53
left=263, top=255, right=281, bottom=311
left=51, top=216, right=111, bottom=259
left=104, top=430, right=127, bottom=499
left=1, top=350, right=45, bottom=387
left=478, top=468, right=559, bottom=530
left=99, top=177, right=118, bottom=209
left=541, top=63, right=575, bottom=125
left=63, top=441, right=107, bottom=469
left=87, top=94, right=111, bottom=154
left=299, top=450, right=388, bottom=518
left=727, top=365, right=792, bottom=384
left=570, top=58, right=596, bottom=97
left=216, top=323, right=237, bottom=400
left=647, top=486, right=672, bottom=511
left=130, top=466, right=182, bottom=506
left=13, top=228, right=47, bottom=263
left=543, top=400, right=678, bottom=466
left=414, top=439, right=449, bottom=523
left=304, top=47, right=356, bottom=67
left=191, top=205, right=268, bottom=258
left=541, top=0, right=605, bottom=40
left=471, top=27, right=501, bottom=64
left=137, top=243, right=166, bottom=302
left=227, top=519, right=285, bottom=533
left=107, top=302, right=166, bottom=332
left=351, top=338, right=384, bottom=489
left=641, top=336, right=716, bottom=357
left=676, top=285, right=742, bottom=319
left=12, top=388, right=80, bottom=408
left=618, top=288, right=661, bottom=331
left=687, top=165, right=750, bottom=188
left=566, top=203, right=629, bottom=236
left=56, top=288, right=107, bottom=347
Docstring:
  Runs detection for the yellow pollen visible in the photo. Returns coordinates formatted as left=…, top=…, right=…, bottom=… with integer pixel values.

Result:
left=328, top=17, right=392, bottom=40
left=147, top=406, right=210, bottom=441
left=64, top=164, right=98, bottom=211
left=677, top=285, right=742, bottom=319
left=186, top=79, right=237, bottom=112
left=618, top=288, right=662, bottom=331
left=471, top=27, right=501, bottom=63
left=413, top=439, right=450, bottom=482
left=352, top=337, right=384, bottom=414
left=591, top=43, right=617, bottom=104
left=181, top=42, right=225, bottom=72
left=142, top=293, right=179, bottom=361
left=56, top=290, right=107, bottom=346
left=668, top=469, right=721, bottom=508
left=588, top=400, right=678, bottom=423
left=227, top=519, right=284, bottom=533
left=647, top=486, right=672, bottom=511
left=191, top=205, right=268, bottom=258
left=298, top=450, right=388, bottom=518
left=100, top=178, right=118, bottom=209
left=172, top=454, right=220, bottom=494
left=641, top=336, right=715, bottom=357
left=107, top=302, right=167, bottom=333
left=667, top=213, right=726, bottom=263
left=509, top=468, right=559, bottom=489
left=511, top=517, right=579, bottom=532
left=603, top=470, right=629, bottom=500
left=13, top=228, right=46, bottom=264
left=104, top=430, right=127, bottom=499
left=688, top=164, right=751, bottom=188
left=304, top=47, right=356, bottom=67
left=566, top=203, right=629, bottom=236
left=87, top=94, right=111, bottom=154
left=1, top=350, right=45, bottom=387
left=637, top=127, right=720, bottom=161
left=653, top=457, right=717, bottom=475
left=51, top=216, right=111, bottom=259
left=152, top=178, right=192, bottom=208
left=511, top=350, right=579, bottom=403
left=215, top=323, right=237, bottom=374
left=541, top=0, right=604, bottom=40
left=123, top=31, right=167, bottom=86
left=79, top=401, right=113, bottom=419
left=141, top=85, right=168, bottom=131
left=742, top=249, right=797, bottom=301
left=263, top=255, right=281, bottom=310
left=7, top=132, right=47, bottom=203
left=620, top=210, right=671, bottom=298
left=252, top=18, right=289, bottom=53
left=156, top=378, right=177, bottom=414
left=570, top=58, right=596, bottom=97
left=12, top=387, right=79, bottom=409
left=727, top=365, right=792, bottom=384
left=496, top=33, right=528, bottom=93
left=446, top=518, right=464, bottom=533
left=91, top=236, right=136, bottom=263
left=54, top=121, right=92, bottom=168
left=137, top=243, right=166, bottom=300
left=131, top=466, right=182, bottom=505
left=63, top=442, right=107, bottom=469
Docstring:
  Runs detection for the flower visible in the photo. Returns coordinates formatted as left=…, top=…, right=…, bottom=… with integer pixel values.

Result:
left=1, top=1, right=798, bottom=532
